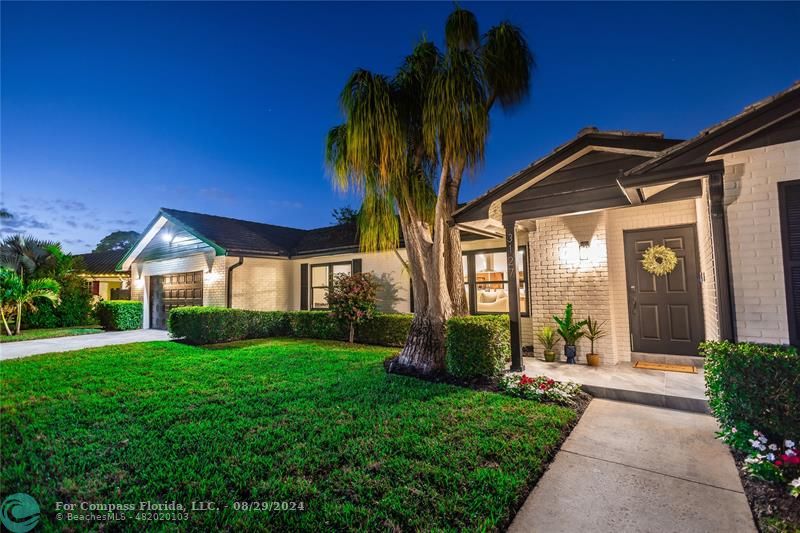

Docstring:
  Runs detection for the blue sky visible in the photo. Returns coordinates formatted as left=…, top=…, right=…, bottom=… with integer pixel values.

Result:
left=2, top=1, right=798, bottom=253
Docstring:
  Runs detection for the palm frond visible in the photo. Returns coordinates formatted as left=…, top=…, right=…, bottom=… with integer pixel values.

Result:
left=482, top=22, right=534, bottom=111
left=357, top=180, right=400, bottom=253
left=445, top=6, right=479, bottom=51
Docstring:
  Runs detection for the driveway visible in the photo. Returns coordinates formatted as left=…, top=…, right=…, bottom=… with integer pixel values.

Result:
left=0, top=329, right=171, bottom=360
left=510, top=399, right=755, bottom=533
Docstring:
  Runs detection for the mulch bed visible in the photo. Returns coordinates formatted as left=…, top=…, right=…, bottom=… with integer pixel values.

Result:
left=732, top=450, right=800, bottom=533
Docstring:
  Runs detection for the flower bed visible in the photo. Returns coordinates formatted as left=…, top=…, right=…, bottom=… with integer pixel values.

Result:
left=498, top=374, right=582, bottom=406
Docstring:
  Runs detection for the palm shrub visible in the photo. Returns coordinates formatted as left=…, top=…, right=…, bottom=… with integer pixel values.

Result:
left=327, top=272, right=378, bottom=343
left=536, top=326, right=560, bottom=362
left=584, top=316, right=607, bottom=354
left=0, top=267, right=60, bottom=335
left=553, top=304, right=586, bottom=364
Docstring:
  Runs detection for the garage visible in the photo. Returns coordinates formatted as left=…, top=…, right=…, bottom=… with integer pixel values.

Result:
left=149, top=271, right=203, bottom=329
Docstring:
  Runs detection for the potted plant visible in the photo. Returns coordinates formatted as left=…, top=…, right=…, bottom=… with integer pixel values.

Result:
left=584, top=315, right=607, bottom=367
left=553, top=304, right=587, bottom=364
left=536, top=326, right=560, bottom=362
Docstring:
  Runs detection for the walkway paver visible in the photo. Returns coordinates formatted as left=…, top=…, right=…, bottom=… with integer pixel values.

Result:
left=0, top=329, right=171, bottom=360
left=509, top=399, right=756, bottom=533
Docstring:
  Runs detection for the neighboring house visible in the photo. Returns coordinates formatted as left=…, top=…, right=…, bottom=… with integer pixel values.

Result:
left=456, top=81, right=799, bottom=369
left=119, top=82, right=799, bottom=368
left=76, top=249, right=131, bottom=301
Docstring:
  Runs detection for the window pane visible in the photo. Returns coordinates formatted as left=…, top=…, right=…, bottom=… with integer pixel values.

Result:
left=333, top=263, right=351, bottom=276
left=462, top=255, right=468, bottom=277
left=517, top=250, right=526, bottom=282
left=312, top=288, right=328, bottom=308
left=475, top=251, right=507, bottom=289
left=519, top=282, right=527, bottom=314
left=476, top=282, right=509, bottom=313
left=311, top=265, right=329, bottom=286
left=464, top=283, right=472, bottom=313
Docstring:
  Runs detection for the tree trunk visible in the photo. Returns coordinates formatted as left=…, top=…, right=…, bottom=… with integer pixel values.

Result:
left=394, top=312, right=447, bottom=373
left=349, top=323, right=355, bottom=344
left=0, top=307, right=12, bottom=336
left=444, top=162, right=468, bottom=315
left=15, top=302, right=22, bottom=335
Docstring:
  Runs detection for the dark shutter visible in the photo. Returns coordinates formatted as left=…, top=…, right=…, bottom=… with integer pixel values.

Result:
left=91, top=281, right=100, bottom=296
left=779, top=180, right=800, bottom=346
left=300, top=263, right=309, bottom=310
left=352, top=258, right=362, bottom=274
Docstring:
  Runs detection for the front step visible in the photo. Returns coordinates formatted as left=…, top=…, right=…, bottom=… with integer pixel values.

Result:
left=580, top=384, right=710, bottom=414
left=631, top=352, right=704, bottom=369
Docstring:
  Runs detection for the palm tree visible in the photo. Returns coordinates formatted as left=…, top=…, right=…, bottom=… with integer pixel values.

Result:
left=326, top=7, right=533, bottom=373
left=0, top=268, right=60, bottom=335
left=0, top=234, right=59, bottom=277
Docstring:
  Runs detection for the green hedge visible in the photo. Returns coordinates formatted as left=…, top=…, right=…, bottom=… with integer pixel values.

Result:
left=446, top=315, right=510, bottom=379
left=96, top=300, right=143, bottom=331
left=168, top=307, right=413, bottom=347
left=702, top=340, right=799, bottom=440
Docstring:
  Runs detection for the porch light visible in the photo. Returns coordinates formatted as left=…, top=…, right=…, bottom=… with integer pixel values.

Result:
left=162, top=232, right=173, bottom=243
left=579, top=241, right=590, bottom=261
left=134, top=278, right=145, bottom=289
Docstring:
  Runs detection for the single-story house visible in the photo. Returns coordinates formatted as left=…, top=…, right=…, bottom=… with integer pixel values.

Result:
left=76, top=249, right=131, bottom=301
left=118, top=82, right=799, bottom=367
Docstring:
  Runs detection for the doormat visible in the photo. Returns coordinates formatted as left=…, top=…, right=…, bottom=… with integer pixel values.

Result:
left=634, top=361, right=696, bottom=374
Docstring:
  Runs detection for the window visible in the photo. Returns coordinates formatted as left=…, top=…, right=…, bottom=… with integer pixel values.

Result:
left=310, top=262, right=351, bottom=309
left=462, top=248, right=528, bottom=315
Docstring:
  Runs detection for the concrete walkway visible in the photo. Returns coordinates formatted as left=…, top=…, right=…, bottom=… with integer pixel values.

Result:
left=0, top=329, right=171, bottom=360
left=509, top=400, right=755, bottom=533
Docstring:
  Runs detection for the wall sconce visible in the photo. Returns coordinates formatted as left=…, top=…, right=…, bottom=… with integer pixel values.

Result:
left=579, top=241, right=590, bottom=261
left=134, top=277, right=145, bottom=289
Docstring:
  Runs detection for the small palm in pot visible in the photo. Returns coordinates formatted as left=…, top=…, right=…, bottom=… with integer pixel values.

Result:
left=553, top=303, right=587, bottom=364
left=584, top=316, right=607, bottom=367
left=537, top=326, right=560, bottom=362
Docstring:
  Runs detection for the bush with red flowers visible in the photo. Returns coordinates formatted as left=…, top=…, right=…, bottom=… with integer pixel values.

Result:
left=498, top=373, right=581, bottom=406
left=327, top=272, right=378, bottom=343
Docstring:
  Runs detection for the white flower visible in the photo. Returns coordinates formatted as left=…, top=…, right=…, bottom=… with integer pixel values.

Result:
left=750, top=439, right=760, bottom=448
left=731, top=427, right=738, bottom=434
left=758, top=435, right=768, bottom=443
left=769, top=444, right=778, bottom=451
left=792, top=478, right=800, bottom=488
left=753, top=430, right=760, bottom=436
left=759, top=444, right=767, bottom=451
left=787, top=449, right=797, bottom=457
left=785, top=440, right=795, bottom=448
left=767, top=453, right=776, bottom=462
left=745, top=456, right=760, bottom=464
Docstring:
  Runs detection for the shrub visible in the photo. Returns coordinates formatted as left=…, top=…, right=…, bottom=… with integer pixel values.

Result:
left=446, top=315, right=510, bottom=379
left=168, top=307, right=413, bottom=347
left=288, top=311, right=346, bottom=341
left=54, top=275, right=94, bottom=326
left=356, top=313, right=412, bottom=347
left=327, top=273, right=378, bottom=343
left=702, top=340, right=799, bottom=441
left=498, top=374, right=582, bottom=406
left=96, top=300, right=142, bottom=331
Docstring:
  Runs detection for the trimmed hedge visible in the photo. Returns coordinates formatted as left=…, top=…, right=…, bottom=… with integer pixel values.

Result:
left=168, top=307, right=413, bottom=347
left=446, top=315, right=510, bottom=379
left=702, top=340, right=799, bottom=440
left=96, top=300, right=143, bottom=331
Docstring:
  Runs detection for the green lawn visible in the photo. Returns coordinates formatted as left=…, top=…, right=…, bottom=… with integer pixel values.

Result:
left=1, top=338, right=577, bottom=531
left=0, top=326, right=103, bottom=343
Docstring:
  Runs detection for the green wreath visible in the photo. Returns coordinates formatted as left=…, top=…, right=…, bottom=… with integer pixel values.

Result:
left=641, top=245, right=678, bottom=276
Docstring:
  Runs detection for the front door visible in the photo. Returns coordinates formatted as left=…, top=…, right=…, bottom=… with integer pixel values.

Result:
left=624, top=225, right=705, bottom=356
left=149, top=271, right=203, bottom=329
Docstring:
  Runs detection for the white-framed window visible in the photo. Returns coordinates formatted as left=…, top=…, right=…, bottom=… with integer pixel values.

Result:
left=310, top=262, right=352, bottom=309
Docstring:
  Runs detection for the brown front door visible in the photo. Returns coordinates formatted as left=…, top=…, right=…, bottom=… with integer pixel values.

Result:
left=149, top=271, right=203, bottom=329
left=624, top=225, right=705, bottom=356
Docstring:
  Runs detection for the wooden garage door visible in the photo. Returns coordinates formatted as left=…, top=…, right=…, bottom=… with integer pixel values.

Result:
left=150, top=271, right=203, bottom=329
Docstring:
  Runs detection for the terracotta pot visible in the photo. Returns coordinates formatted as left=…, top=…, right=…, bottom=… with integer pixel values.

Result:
left=544, top=350, right=556, bottom=362
left=587, top=353, right=601, bottom=367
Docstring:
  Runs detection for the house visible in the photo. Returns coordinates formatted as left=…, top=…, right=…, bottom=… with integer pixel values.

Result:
left=119, top=82, right=799, bottom=366
left=456, top=81, right=799, bottom=369
left=76, top=249, right=131, bottom=301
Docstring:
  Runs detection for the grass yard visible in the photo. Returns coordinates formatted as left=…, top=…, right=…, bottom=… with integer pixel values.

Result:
left=0, top=326, right=103, bottom=343
left=1, top=338, right=577, bottom=531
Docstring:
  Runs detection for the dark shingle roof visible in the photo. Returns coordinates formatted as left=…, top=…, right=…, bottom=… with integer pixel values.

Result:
left=77, top=250, right=129, bottom=275
left=159, top=208, right=361, bottom=257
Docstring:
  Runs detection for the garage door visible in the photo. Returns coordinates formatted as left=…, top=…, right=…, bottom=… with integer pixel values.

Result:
left=150, top=271, right=203, bottom=329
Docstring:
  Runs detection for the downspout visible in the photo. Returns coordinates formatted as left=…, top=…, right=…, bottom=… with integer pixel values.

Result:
left=709, top=173, right=736, bottom=341
left=226, top=257, right=245, bottom=308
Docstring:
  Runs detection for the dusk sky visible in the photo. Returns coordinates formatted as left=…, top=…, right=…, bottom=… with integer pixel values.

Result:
left=1, top=1, right=798, bottom=253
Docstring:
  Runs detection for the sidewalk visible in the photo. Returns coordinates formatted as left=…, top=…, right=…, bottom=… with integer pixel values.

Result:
left=509, top=400, right=755, bottom=533
left=0, top=329, right=171, bottom=360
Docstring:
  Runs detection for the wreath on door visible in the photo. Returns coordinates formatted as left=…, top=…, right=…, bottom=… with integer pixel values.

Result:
left=641, top=245, right=678, bottom=276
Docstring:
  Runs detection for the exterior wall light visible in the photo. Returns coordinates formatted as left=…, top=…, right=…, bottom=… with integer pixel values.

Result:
left=579, top=241, right=590, bottom=261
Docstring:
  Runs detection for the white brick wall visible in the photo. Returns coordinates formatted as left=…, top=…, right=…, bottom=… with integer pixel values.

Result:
left=718, top=140, right=799, bottom=344
left=228, top=256, right=293, bottom=311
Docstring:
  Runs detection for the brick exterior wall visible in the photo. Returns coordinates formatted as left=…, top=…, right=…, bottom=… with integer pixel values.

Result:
left=718, top=140, right=800, bottom=344
left=228, top=256, right=294, bottom=311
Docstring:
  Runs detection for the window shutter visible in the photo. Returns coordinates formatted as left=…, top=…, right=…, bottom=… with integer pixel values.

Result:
left=300, top=264, right=309, bottom=310
left=352, top=258, right=362, bottom=274
left=91, top=281, right=100, bottom=296
left=779, top=180, right=800, bottom=345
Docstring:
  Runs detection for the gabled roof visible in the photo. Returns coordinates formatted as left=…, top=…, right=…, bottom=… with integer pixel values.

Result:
left=77, top=249, right=129, bottom=275
left=625, top=81, right=800, bottom=178
left=454, top=129, right=682, bottom=223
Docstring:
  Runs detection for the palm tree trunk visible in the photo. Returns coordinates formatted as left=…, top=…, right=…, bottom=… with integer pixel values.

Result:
left=0, top=307, right=12, bottom=336
left=15, top=302, right=22, bottom=335
left=444, top=161, right=468, bottom=316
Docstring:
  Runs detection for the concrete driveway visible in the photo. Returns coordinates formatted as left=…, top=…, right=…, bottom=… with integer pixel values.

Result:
left=0, top=329, right=171, bottom=360
left=510, top=400, right=755, bottom=533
